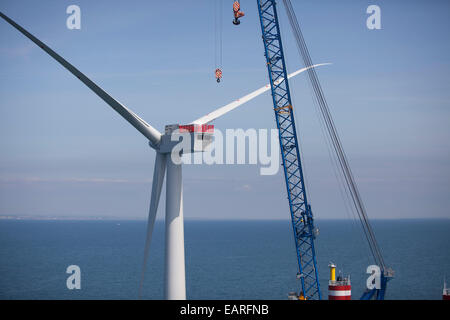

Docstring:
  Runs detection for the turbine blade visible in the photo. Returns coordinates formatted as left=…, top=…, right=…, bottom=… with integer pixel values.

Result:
left=0, top=11, right=161, bottom=145
left=139, top=152, right=167, bottom=299
left=190, top=63, right=331, bottom=125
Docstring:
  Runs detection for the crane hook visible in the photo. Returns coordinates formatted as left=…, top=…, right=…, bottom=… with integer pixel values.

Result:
left=215, top=68, right=222, bottom=83
left=232, top=1, right=245, bottom=25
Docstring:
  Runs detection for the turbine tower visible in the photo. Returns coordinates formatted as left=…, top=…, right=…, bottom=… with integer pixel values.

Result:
left=0, top=11, right=328, bottom=299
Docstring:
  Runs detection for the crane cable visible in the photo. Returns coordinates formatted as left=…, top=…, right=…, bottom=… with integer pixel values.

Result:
left=280, top=14, right=373, bottom=269
left=281, top=0, right=388, bottom=273
left=283, top=0, right=386, bottom=272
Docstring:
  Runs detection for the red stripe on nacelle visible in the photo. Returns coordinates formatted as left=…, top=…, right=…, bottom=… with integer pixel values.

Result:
left=178, top=124, right=214, bottom=133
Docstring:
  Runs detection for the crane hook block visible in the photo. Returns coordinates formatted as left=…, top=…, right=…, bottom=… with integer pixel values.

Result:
left=215, top=68, right=222, bottom=83
left=232, top=1, right=245, bottom=25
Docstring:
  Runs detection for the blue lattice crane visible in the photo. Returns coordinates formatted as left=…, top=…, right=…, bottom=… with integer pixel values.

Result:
left=255, top=0, right=321, bottom=300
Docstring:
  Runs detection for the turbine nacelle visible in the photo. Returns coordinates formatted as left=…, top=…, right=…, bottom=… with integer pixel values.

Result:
left=152, top=124, right=215, bottom=154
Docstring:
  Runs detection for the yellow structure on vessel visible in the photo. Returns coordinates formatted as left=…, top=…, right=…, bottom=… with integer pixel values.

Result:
left=328, top=262, right=336, bottom=282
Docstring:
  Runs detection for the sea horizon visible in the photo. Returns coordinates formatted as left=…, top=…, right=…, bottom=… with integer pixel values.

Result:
left=1, top=215, right=448, bottom=221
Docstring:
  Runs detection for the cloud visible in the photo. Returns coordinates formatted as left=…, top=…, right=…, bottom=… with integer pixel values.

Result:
left=234, top=184, right=252, bottom=192
left=0, top=43, right=35, bottom=59
left=0, top=176, right=151, bottom=184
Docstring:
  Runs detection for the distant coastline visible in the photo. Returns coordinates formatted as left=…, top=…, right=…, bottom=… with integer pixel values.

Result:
left=0, top=215, right=448, bottom=221
left=0, top=215, right=144, bottom=221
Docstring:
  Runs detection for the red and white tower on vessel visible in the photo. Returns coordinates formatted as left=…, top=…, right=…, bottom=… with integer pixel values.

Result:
left=443, top=279, right=450, bottom=300
left=328, top=263, right=351, bottom=300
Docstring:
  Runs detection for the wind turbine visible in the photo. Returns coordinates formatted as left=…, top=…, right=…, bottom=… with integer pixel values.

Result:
left=0, top=11, right=329, bottom=300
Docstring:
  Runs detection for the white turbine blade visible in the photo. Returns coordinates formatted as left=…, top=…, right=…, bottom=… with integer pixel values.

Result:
left=139, top=152, right=167, bottom=299
left=0, top=12, right=161, bottom=145
left=190, top=63, right=331, bottom=125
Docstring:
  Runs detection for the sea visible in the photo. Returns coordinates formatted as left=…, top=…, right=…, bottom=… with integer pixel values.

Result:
left=0, top=219, right=448, bottom=300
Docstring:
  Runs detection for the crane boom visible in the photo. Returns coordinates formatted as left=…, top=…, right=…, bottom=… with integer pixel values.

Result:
left=256, top=0, right=321, bottom=300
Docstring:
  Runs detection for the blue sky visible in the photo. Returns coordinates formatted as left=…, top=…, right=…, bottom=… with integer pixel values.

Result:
left=0, top=0, right=449, bottom=220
